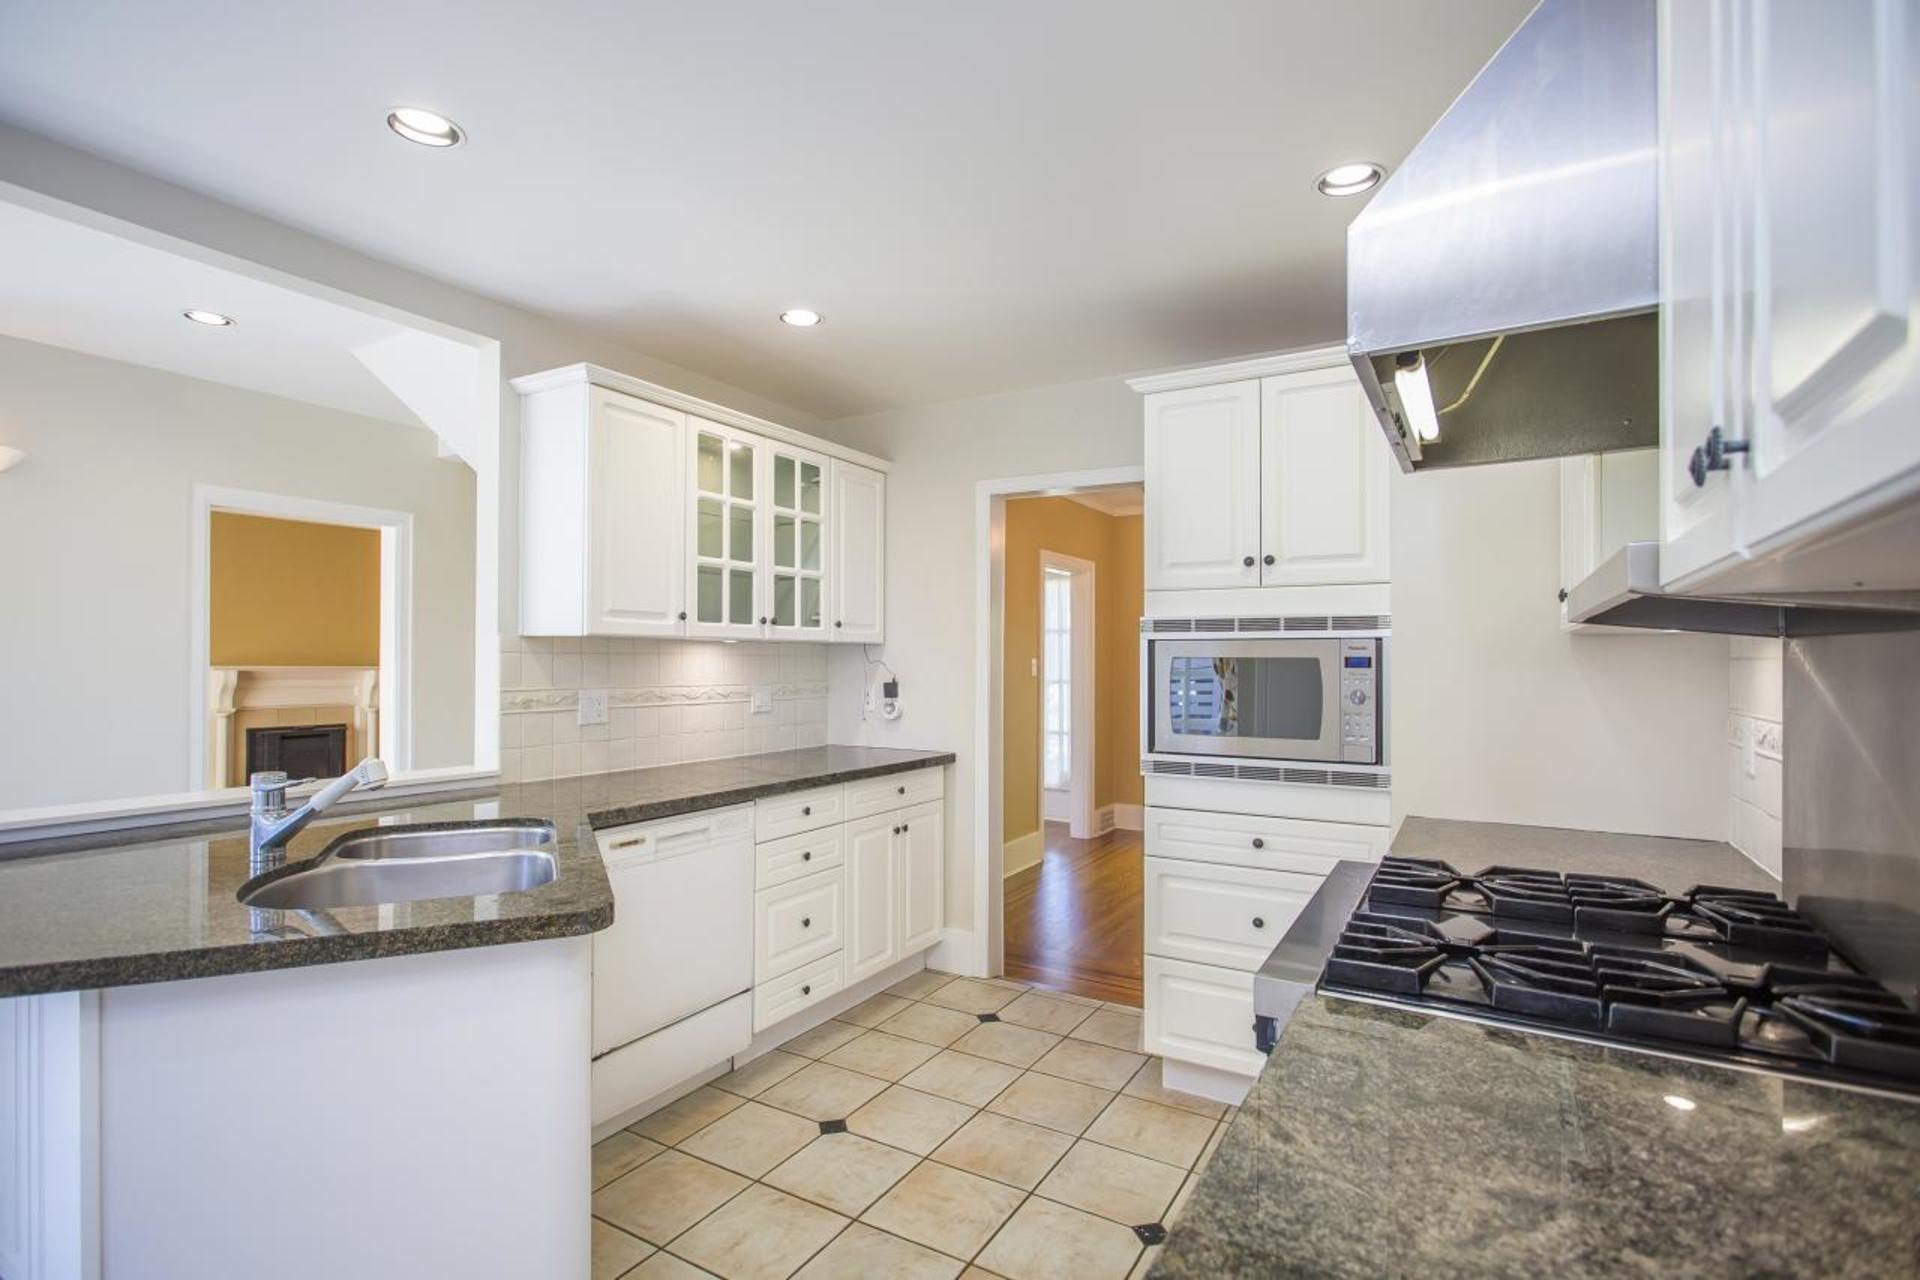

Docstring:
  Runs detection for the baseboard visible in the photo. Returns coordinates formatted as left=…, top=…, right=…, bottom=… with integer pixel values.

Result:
left=1162, top=1058, right=1254, bottom=1107
left=926, top=929, right=983, bottom=978
left=1102, top=802, right=1144, bottom=832
left=1003, top=829, right=1044, bottom=878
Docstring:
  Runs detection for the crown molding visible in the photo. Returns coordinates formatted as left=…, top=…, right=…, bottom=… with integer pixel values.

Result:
left=1123, top=343, right=1353, bottom=394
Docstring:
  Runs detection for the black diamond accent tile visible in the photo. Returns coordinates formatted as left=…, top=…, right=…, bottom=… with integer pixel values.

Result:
left=818, top=1118, right=848, bottom=1135
left=1134, top=1223, right=1168, bottom=1246
left=977, top=1012, right=1001, bottom=1023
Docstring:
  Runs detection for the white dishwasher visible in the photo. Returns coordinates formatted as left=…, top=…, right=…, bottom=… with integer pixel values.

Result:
left=592, top=805, right=754, bottom=1060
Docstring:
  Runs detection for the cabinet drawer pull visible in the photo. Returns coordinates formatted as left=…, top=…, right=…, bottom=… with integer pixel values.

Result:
left=897, top=784, right=907, bottom=795
left=892, top=825, right=901, bottom=835
left=1251, top=838, right=1265, bottom=850
left=609, top=836, right=643, bottom=851
left=801, top=850, right=812, bottom=861
left=801, top=805, right=812, bottom=816
left=1253, top=917, right=1267, bottom=930
left=1242, top=555, right=1255, bottom=567
left=677, top=611, right=687, bottom=621
left=901, top=823, right=910, bottom=833
left=1263, top=554, right=1275, bottom=566
left=801, top=917, right=811, bottom=928
left=801, top=984, right=811, bottom=995
left=835, top=621, right=843, bottom=628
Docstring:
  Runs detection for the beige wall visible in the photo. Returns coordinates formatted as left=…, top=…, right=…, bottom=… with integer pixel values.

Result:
left=210, top=512, right=380, bottom=668
left=1000, top=498, right=1144, bottom=842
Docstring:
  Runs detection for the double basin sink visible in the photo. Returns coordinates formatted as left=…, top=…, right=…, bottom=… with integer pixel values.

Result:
left=238, top=821, right=559, bottom=910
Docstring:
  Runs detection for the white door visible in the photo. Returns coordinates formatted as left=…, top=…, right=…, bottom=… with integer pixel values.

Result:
left=896, top=801, right=944, bottom=955
left=588, top=388, right=687, bottom=635
left=1740, top=0, right=1920, bottom=561
left=1144, top=381, right=1261, bottom=590
left=1258, top=368, right=1390, bottom=586
left=843, top=814, right=898, bottom=982
left=767, top=444, right=831, bottom=640
left=831, top=462, right=885, bottom=642
left=687, top=419, right=766, bottom=639
left=1658, top=0, right=1746, bottom=588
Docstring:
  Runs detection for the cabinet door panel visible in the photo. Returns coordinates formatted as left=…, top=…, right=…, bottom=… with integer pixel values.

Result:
left=687, top=419, right=766, bottom=639
left=1141, top=956, right=1263, bottom=1077
left=832, top=463, right=885, bottom=643
left=843, top=816, right=898, bottom=982
left=897, top=801, right=943, bottom=956
left=1144, top=382, right=1261, bottom=590
left=755, top=867, right=843, bottom=982
left=1145, top=857, right=1322, bottom=972
left=1143, top=807, right=1387, bottom=876
left=1258, top=369, right=1390, bottom=586
left=589, top=390, right=686, bottom=634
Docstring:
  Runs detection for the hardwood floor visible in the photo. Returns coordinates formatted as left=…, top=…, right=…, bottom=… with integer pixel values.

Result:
left=1003, top=822, right=1143, bottom=1006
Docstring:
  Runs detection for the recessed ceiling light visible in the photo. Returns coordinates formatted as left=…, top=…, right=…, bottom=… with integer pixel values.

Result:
left=182, top=309, right=236, bottom=327
left=779, top=309, right=823, bottom=328
left=386, top=106, right=465, bottom=148
left=1315, top=161, right=1384, bottom=197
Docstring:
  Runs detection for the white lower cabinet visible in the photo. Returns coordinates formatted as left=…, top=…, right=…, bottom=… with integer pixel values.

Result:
left=1145, top=857, right=1323, bottom=971
left=754, top=952, right=846, bottom=1032
left=844, top=815, right=898, bottom=983
left=898, top=802, right=944, bottom=954
left=1142, top=956, right=1265, bottom=1078
left=755, top=866, right=844, bottom=980
left=1144, top=807, right=1389, bottom=875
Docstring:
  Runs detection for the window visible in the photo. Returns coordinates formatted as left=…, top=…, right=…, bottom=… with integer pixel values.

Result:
left=1042, top=567, right=1072, bottom=790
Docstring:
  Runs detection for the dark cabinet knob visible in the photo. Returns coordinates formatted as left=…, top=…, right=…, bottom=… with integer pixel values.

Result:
left=901, top=823, right=910, bottom=833
left=1557, top=588, right=1569, bottom=603
left=1253, top=917, right=1266, bottom=930
left=1263, top=554, right=1275, bottom=566
left=801, top=806, right=811, bottom=816
left=801, top=850, right=812, bottom=861
left=836, top=621, right=844, bottom=628
left=801, top=917, right=811, bottom=928
left=1242, top=555, right=1255, bottom=567
left=897, top=785, right=906, bottom=795
left=802, top=984, right=811, bottom=995
left=892, top=825, right=901, bottom=835
left=677, top=611, right=687, bottom=621
left=1251, top=838, right=1265, bottom=849
left=1688, top=424, right=1749, bottom=487
left=760, top=616, right=769, bottom=625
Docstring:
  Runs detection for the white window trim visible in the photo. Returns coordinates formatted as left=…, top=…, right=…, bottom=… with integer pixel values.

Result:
left=1038, top=550, right=1096, bottom=839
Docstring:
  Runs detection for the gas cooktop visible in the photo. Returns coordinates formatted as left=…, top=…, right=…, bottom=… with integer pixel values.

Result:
left=1319, top=857, right=1920, bottom=1097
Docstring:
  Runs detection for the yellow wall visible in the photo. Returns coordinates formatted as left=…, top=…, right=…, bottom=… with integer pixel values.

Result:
left=1002, top=497, right=1144, bottom=841
left=210, top=512, right=380, bottom=667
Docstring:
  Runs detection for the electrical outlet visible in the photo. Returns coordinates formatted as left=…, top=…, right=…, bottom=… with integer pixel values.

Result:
left=577, top=689, right=609, bottom=726
left=750, top=685, right=773, bottom=715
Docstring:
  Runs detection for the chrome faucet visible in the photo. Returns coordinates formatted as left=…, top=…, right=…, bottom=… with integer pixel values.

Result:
left=249, top=758, right=391, bottom=873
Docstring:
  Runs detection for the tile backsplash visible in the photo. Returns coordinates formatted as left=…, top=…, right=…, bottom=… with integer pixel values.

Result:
left=498, top=635, right=830, bottom=783
left=1728, top=636, right=1784, bottom=877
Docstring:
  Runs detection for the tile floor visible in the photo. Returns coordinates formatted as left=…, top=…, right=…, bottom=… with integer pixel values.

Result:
left=591, top=971, right=1234, bottom=1280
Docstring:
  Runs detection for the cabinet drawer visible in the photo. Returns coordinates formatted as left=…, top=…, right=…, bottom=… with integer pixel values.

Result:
left=843, top=768, right=944, bottom=821
left=1142, top=956, right=1264, bottom=1078
left=756, top=825, right=846, bottom=890
left=756, top=786, right=845, bottom=843
left=755, top=951, right=844, bottom=1033
left=1145, top=857, right=1323, bottom=972
left=754, top=866, right=844, bottom=981
left=1145, top=808, right=1386, bottom=875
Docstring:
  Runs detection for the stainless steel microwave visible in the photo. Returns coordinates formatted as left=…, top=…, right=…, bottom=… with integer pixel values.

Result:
left=1147, top=635, right=1383, bottom=766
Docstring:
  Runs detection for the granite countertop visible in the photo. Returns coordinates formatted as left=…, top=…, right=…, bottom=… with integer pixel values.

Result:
left=1154, top=816, right=1920, bottom=1279
left=0, top=745, right=953, bottom=998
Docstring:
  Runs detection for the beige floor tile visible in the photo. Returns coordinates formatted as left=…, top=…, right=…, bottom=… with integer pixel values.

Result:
left=592, top=1149, right=748, bottom=1246
left=592, top=1218, right=655, bottom=1279
left=841, top=992, right=915, bottom=1027
left=713, top=1049, right=810, bottom=1099
left=629, top=1252, right=716, bottom=1279
left=823, top=1029, right=941, bottom=1081
left=595, top=1131, right=667, bottom=1190
left=793, top=1221, right=963, bottom=1280
left=1119, top=1059, right=1226, bottom=1121
left=1029, top=1039, right=1146, bottom=1092
left=1083, top=1097, right=1215, bottom=1169
left=629, top=1087, right=747, bottom=1146
left=1036, top=1141, right=1183, bottom=1227
left=669, top=1183, right=848, bottom=1280
left=899, top=1049, right=1024, bottom=1108
left=764, top=1132, right=919, bottom=1217
left=975, top=1196, right=1142, bottom=1280
left=1194, top=1118, right=1228, bottom=1173
left=758, top=1061, right=890, bottom=1122
left=862, top=1161, right=1025, bottom=1260
left=887, top=969, right=960, bottom=1001
left=846, top=1084, right=976, bottom=1155
left=877, top=1001, right=980, bottom=1048
left=930, top=1111, right=1072, bottom=1191
left=1069, top=1009, right=1143, bottom=1052
left=779, top=1020, right=868, bottom=1060
left=985, top=1072, right=1113, bottom=1136
left=950, top=1020, right=1060, bottom=1068
left=677, top=1100, right=820, bottom=1178
left=923, top=978, right=1021, bottom=1015
left=997, top=991, right=1097, bottom=1036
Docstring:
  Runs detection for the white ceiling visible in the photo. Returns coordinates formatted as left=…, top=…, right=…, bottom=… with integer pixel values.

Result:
left=0, top=0, right=1532, bottom=420
left=1062, top=485, right=1144, bottom=518
left=0, top=198, right=433, bottom=428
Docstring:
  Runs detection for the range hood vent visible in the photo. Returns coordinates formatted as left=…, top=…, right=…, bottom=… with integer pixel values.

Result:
left=1346, top=0, right=1659, bottom=473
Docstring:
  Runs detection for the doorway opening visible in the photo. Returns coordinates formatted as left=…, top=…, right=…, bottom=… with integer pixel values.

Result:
left=995, top=482, right=1146, bottom=1004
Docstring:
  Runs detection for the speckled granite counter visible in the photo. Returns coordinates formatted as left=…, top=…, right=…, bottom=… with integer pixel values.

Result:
left=0, top=745, right=952, bottom=997
left=1153, top=817, right=1920, bottom=1279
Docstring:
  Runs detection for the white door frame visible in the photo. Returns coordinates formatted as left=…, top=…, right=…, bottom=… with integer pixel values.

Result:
left=187, top=484, right=414, bottom=789
left=970, top=465, right=1145, bottom=979
left=1037, top=550, right=1097, bottom=840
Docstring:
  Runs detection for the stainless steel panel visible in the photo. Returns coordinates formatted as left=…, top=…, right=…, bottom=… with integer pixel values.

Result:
left=1785, top=630, right=1920, bottom=1003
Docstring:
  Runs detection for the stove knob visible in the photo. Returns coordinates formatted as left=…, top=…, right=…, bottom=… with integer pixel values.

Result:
left=1348, top=689, right=1369, bottom=706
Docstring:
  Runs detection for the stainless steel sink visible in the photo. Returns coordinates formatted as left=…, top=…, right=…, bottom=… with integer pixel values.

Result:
left=237, top=820, right=559, bottom=910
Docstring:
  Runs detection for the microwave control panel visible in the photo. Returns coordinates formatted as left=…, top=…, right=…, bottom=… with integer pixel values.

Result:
left=1338, top=638, right=1380, bottom=764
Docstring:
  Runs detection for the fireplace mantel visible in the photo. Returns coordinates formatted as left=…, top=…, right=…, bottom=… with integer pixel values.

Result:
left=208, top=666, right=377, bottom=787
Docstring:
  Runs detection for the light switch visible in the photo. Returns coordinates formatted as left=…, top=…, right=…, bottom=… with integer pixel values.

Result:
left=578, top=689, right=610, bottom=726
left=751, top=685, right=773, bottom=715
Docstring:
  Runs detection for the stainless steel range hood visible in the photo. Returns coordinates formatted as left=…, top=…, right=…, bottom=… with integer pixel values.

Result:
left=1347, top=0, right=1660, bottom=473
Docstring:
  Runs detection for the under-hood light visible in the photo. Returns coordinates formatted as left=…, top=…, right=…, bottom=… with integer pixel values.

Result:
left=1393, top=352, right=1441, bottom=444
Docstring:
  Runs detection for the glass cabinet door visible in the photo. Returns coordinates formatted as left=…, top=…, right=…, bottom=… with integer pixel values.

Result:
left=768, top=446, right=827, bottom=636
left=690, top=426, right=760, bottom=634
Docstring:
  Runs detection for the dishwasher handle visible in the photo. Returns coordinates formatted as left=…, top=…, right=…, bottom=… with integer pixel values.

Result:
left=598, top=807, right=752, bottom=867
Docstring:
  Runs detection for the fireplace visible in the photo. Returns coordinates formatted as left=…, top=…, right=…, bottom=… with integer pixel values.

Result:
left=245, top=723, right=349, bottom=781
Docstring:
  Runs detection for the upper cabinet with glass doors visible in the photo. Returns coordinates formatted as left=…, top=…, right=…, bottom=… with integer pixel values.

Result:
left=514, top=365, right=886, bottom=642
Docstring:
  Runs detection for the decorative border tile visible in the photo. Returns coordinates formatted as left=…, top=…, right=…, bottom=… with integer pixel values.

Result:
left=502, top=682, right=828, bottom=715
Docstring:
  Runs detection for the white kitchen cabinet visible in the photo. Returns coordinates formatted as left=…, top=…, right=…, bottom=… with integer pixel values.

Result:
left=1141, top=955, right=1265, bottom=1078
left=754, top=865, right=843, bottom=981
left=1659, top=0, right=1920, bottom=593
left=831, top=462, right=886, bottom=643
left=1144, top=380, right=1262, bottom=590
left=519, top=383, right=687, bottom=637
left=688, top=419, right=767, bottom=639
left=1143, top=807, right=1389, bottom=877
left=1145, top=857, right=1323, bottom=972
left=897, top=800, right=944, bottom=955
left=767, top=441, right=831, bottom=639
left=843, top=814, right=898, bottom=984
left=1258, top=367, right=1391, bottom=587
